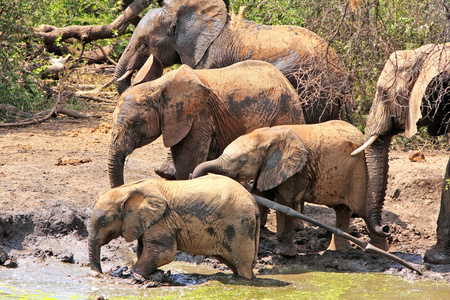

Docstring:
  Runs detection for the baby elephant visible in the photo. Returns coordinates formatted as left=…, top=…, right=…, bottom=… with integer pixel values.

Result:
left=88, top=174, right=260, bottom=280
left=192, top=120, right=389, bottom=256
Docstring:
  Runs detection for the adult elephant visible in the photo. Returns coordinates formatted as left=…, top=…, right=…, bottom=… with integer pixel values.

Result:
left=108, top=58, right=304, bottom=186
left=351, top=43, right=450, bottom=264
left=114, top=0, right=350, bottom=124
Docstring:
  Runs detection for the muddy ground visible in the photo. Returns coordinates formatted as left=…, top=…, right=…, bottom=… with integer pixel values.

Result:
left=1, top=107, right=450, bottom=286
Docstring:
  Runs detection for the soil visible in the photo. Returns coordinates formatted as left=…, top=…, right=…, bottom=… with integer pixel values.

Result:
left=1, top=108, right=450, bottom=286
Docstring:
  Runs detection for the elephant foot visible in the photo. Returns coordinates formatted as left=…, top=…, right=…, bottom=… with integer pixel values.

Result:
left=424, top=242, right=450, bottom=265
left=327, top=234, right=352, bottom=251
left=154, top=156, right=176, bottom=180
left=274, top=244, right=297, bottom=257
left=293, top=219, right=304, bottom=231
left=369, top=236, right=389, bottom=251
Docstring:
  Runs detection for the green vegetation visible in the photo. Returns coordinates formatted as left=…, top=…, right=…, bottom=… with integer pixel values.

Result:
left=0, top=1, right=122, bottom=122
left=1, top=0, right=449, bottom=148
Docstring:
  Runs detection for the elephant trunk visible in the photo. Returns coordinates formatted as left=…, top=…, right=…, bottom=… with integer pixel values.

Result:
left=364, top=134, right=392, bottom=237
left=108, top=147, right=126, bottom=188
left=88, top=234, right=102, bottom=273
left=191, top=158, right=227, bottom=179
left=114, top=57, right=133, bottom=95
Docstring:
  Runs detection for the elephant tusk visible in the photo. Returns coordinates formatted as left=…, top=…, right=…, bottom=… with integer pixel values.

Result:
left=116, top=70, right=134, bottom=82
left=351, top=135, right=379, bottom=156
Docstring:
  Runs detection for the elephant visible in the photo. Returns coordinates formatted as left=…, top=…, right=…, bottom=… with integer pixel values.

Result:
left=114, top=0, right=351, bottom=124
left=351, top=43, right=450, bottom=264
left=108, top=58, right=305, bottom=187
left=192, top=120, right=389, bottom=257
left=88, top=174, right=260, bottom=280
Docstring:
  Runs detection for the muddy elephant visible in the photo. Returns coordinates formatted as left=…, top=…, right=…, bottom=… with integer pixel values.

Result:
left=88, top=174, right=260, bottom=280
left=114, top=0, right=351, bottom=124
left=351, top=43, right=450, bottom=264
left=192, top=120, right=389, bottom=257
left=108, top=58, right=304, bottom=186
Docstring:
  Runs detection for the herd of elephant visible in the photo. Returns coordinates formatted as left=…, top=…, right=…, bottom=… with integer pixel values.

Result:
left=88, top=0, right=450, bottom=281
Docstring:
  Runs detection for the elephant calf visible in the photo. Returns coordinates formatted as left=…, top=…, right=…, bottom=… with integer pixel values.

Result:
left=88, top=174, right=260, bottom=280
left=192, top=120, right=389, bottom=256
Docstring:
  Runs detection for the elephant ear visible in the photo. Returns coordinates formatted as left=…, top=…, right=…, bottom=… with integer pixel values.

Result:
left=406, top=44, right=450, bottom=138
left=257, top=128, right=309, bottom=191
left=171, top=0, right=227, bottom=67
left=120, top=182, right=167, bottom=242
left=161, top=65, right=211, bottom=147
left=132, top=55, right=164, bottom=86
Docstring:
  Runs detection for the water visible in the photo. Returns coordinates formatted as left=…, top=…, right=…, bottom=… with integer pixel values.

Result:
left=1, top=258, right=449, bottom=299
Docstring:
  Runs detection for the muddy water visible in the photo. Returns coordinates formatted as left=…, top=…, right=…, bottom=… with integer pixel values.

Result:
left=1, top=259, right=449, bottom=299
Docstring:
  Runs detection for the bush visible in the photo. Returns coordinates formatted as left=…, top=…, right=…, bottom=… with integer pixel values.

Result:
left=0, top=1, right=120, bottom=122
left=232, top=1, right=448, bottom=123
left=2, top=0, right=449, bottom=129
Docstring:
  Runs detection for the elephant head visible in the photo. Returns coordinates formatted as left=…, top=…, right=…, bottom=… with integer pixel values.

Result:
left=352, top=43, right=450, bottom=236
left=88, top=180, right=167, bottom=273
left=109, top=57, right=211, bottom=187
left=114, top=0, right=228, bottom=94
left=192, top=126, right=308, bottom=191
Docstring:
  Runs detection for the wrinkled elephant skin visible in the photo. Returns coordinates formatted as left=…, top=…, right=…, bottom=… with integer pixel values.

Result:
left=114, top=0, right=350, bottom=124
left=88, top=174, right=260, bottom=280
left=193, top=120, right=389, bottom=257
left=108, top=60, right=304, bottom=187
left=355, top=43, right=450, bottom=264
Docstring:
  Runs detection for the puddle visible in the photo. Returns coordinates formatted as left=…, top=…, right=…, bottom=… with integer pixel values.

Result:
left=1, top=258, right=449, bottom=299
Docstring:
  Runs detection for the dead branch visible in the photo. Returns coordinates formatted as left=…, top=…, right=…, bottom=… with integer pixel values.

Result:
left=0, top=104, right=32, bottom=118
left=34, top=0, right=152, bottom=45
left=75, top=93, right=116, bottom=103
left=93, top=44, right=117, bottom=65
left=34, top=107, right=89, bottom=119
left=0, top=94, right=62, bottom=128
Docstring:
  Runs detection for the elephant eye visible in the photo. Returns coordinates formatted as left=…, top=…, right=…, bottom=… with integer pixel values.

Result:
left=140, top=43, right=148, bottom=50
left=99, top=220, right=107, bottom=228
left=239, top=157, right=247, bottom=165
left=132, top=122, right=142, bottom=130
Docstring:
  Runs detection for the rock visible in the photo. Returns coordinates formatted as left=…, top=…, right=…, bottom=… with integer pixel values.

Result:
left=409, top=151, right=426, bottom=162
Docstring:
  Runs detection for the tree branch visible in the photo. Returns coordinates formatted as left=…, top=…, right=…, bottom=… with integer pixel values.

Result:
left=34, top=0, right=152, bottom=44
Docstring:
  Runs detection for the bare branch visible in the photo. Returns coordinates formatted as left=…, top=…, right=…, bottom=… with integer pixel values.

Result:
left=34, top=0, right=152, bottom=45
left=0, top=104, right=32, bottom=118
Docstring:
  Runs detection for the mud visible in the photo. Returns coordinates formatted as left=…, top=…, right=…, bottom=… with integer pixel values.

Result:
left=1, top=110, right=450, bottom=287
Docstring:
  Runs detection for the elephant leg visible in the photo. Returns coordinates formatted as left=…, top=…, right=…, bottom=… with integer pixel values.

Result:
left=154, top=151, right=176, bottom=180
left=213, top=255, right=254, bottom=280
left=328, top=205, right=352, bottom=250
left=424, top=157, right=450, bottom=264
left=132, top=228, right=177, bottom=278
left=136, top=238, right=143, bottom=259
left=274, top=191, right=297, bottom=257
left=251, top=189, right=275, bottom=228
left=293, top=202, right=305, bottom=231
left=171, top=132, right=212, bottom=180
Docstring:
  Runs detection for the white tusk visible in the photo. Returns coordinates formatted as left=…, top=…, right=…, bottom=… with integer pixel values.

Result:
left=116, top=70, right=134, bottom=82
left=351, top=135, right=379, bottom=156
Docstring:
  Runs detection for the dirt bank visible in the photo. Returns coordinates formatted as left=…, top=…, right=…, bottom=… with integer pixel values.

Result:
left=1, top=111, right=450, bottom=285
